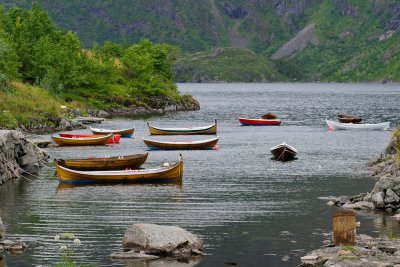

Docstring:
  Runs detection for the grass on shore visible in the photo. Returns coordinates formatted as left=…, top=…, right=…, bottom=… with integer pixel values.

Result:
left=0, top=81, right=65, bottom=128
left=394, top=128, right=400, bottom=165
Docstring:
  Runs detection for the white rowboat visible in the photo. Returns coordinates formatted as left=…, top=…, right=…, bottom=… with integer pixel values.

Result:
left=326, top=120, right=389, bottom=131
left=270, top=142, right=298, bottom=161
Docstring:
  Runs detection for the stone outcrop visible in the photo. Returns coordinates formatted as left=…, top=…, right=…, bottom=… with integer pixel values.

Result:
left=0, top=239, right=27, bottom=252
left=19, top=117, right=85, bottom=134
left=328, top=131, right=400, bottom=212
left=107, top=95, right=200, bottom=116
left=300, top=234, right=400, bottom=267
left=114, top=223, right=203, bottom=260
left=271, top=23, right=319, bottom=60
left=0, top=217, right=4, bottom=239
left=0, top=130, right=48, bottom=184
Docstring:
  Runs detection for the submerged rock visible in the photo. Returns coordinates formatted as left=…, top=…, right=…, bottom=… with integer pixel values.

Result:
left=122, top=223, right=203, bottom=259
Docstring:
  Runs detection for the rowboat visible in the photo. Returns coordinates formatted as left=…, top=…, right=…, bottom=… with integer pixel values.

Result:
left=270, top=142, right=298, bottom=161
left=147, top=119, right=217, bottom=135
left=238, top=118, right=281, bottom=126
left=55, top=153, right=148, bottom=171
left=326, top=120, right=390, bottom=131
left=59, top=133, right=121, bottom=144
left=143, top=137, right=219, bottom=150
left=55, top=155, right=183, bottom=184
left=51, top=133, right=112, bottom=146
left=90, top=126, right=134, bottom=138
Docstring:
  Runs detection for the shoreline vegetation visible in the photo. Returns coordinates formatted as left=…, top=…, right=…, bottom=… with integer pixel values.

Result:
left=0, top=3, right=199, bottom=133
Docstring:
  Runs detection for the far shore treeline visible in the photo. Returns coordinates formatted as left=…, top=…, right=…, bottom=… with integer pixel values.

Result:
left=0, top=3, right=196, bottom=130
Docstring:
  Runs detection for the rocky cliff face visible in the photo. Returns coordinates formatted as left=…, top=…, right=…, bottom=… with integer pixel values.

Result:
left=0, top=130, right=48, bottom=184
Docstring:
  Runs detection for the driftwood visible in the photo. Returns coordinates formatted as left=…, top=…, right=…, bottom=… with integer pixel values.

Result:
left=261, top=113, right=277, bottom=119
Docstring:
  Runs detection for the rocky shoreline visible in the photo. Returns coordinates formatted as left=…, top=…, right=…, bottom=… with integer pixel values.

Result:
left=299, top=129, right=400, bottom=266
left=12, top=94, right=200, bottom=134
left=327, top=131, right=400, bottom=212
left=300, top=234, right=400, bottom=267
left=0, top=130, right=48, bottom=184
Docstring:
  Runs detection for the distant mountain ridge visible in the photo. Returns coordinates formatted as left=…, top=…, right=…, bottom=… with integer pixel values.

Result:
left=2, top=0, right=400, bottom=82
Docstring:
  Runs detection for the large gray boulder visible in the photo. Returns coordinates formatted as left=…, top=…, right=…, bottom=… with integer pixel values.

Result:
left=0, top=217, right=4, bottom=238
left=122, top=224, right=203, bottom=259
left=0, top=130, right=48, bottom=184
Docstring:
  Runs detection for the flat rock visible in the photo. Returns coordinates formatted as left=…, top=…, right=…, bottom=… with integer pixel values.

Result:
left=342, top=201, right=374, bottom=210
left=122, top=223, right=203, bottom=259
left=111, top=251, right=160, bottom=259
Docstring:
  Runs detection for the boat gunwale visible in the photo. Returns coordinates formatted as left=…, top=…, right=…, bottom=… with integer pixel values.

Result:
left=56, top=159, right=181, bottom=176
left=142, top=136, right=219, bottom=145
left=147, top=120, right=217, bottom=133
left=90, top=126, right=135, bottom=134
left=56, top=153, right=149, bottom=163
left=270, top=143, right=298, bottom=153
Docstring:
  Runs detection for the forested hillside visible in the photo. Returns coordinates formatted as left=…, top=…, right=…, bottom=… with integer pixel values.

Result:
left=1, top=0, right=399, bottom=82
left=0, top=3, right=198, bottom=131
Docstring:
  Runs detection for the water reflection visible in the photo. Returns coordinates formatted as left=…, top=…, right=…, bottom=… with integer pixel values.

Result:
left=114, top=257, right=202, bottom=267
left=0, top=255, right=5, bottom=267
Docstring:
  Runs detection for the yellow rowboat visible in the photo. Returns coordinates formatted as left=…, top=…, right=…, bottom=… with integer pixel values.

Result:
left=90, top=126, right=135, bottom=137
left=143, top=137, right=219, bottom=150
left=51, top=133, right=113, bottom=146
left=147, top=119, right=217, bottom=135
left=55, top=153, right=149, bottom=171
left=55, top=155, right=183, bottom=184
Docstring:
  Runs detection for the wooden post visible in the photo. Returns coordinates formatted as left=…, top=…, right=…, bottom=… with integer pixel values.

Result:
left=333, top=210, right=356, bottom=246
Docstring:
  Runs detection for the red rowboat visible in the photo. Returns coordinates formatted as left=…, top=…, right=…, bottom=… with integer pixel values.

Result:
left=59, top=133, right=121, bottom=144
left=238, top=118, right=281, bottom=126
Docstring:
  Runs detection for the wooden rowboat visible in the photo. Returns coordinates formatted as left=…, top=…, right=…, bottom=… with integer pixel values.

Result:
left=90, top=126, right=134, bottom=138
left=55, top=153, right=148, bottom=171
left=143, top=137, right=219, bottom=150
left=270, top=142, right=298, bottom=161
left=52, top=133, right=112, bottom=146
left=326, top=120, right=390, bottom=131
left=147, top=119, right=217, bottom=135
left=239, top=118, right=281, bottom=126
left=55, top=155, right=183, bottom=184
left=59, top=133, right=121, bottom=144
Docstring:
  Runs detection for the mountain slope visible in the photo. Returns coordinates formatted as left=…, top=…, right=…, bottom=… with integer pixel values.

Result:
left=2, top=0, right=400, bottom=82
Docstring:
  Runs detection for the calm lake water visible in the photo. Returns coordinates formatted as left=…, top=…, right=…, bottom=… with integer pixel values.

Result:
left=1, top=83, right=400, bottom=267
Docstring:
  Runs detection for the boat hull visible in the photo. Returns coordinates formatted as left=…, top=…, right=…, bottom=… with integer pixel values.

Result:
left=270, top=143, right=298, bottom=161
left=90, top=127, right=134, bottom=138
left=143, top=137, right=219, bottom=150
left=52, top=134, right=112, bottom=146
left=59, top=133, right=121, bottom=144
left=148, top=120, right=217, bottom=135
left=55, top=156, right=183, bottom=184
left=55, top=153, right=148, bottom=171
left=326, top=120, right=390, bottom=131
left=239, top=118, right=281, bottom=126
